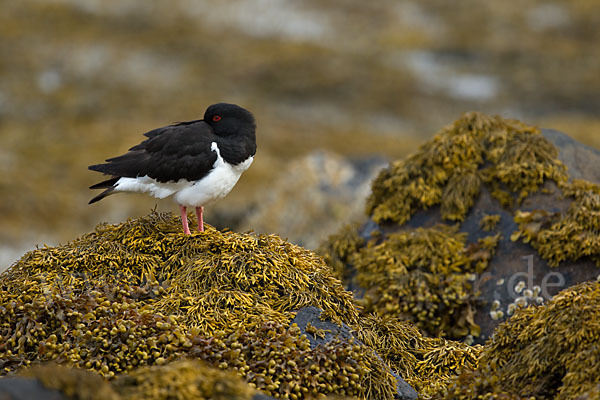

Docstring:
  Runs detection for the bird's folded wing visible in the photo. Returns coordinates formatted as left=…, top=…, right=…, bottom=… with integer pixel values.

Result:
left=89, top=122, right=218, bottom=182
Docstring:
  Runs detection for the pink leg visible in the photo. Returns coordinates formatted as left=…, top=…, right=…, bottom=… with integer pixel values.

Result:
left=196, top=206, right=204, bottom=232
left=179, top=205, right=191, bottom=235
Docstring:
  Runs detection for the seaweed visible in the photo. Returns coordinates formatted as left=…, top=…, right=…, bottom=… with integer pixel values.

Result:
left=356, top=314, right=481, bottom=398
left=21, top=364, right=120, bottom=400
left=367, top=112, right=567, bottom=224
left=512, top=180, right=600, bottom=266
left=479, top=214, right=501, bottom=232
left=345, top=225, right=499, bottom=338
left=316, top=223, right=365, bottom=282
left=436, top=281, right=600, bottom=400
left=113, top=360, right=259, bottom=400
left=0, top=212, right=402, bottom=399
left=0, top=211, right=489, bottom=398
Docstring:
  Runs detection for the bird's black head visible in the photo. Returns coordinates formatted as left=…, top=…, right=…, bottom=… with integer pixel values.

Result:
left=204, top=103, right=256, bottom=137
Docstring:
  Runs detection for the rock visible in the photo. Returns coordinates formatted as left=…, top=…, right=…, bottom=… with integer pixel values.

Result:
left=291, top=306, right=354, bottom=349
left=0, top=212, right=394, bottom=399
left=291, top=307, right=418, bottom=400
left=542, top=128, right=600, bottom=182
left=319, top=112, right=600, bottom=342
left=240, top=150, right=387, bottom=249
left=437, top=281, right=600, bottom=400
left=0, top=377, right=66, bottom=400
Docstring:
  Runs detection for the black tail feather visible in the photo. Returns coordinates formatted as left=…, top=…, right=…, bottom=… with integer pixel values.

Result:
left=89, top=187, right=116, bottom=204
left=89, top=176, right=120, bottom=204
left=89, top=177, right=120, bottom=189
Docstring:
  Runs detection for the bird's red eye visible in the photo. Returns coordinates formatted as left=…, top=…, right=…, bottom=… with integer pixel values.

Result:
left=212, top=115, right=222, bottom=122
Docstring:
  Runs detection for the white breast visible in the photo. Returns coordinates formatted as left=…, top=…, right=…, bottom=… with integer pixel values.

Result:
left=114, top=142, right=253, bottom=207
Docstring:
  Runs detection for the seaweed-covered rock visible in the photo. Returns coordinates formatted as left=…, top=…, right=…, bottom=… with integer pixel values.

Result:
left=356, top=314, right=481, bottom=399
left=438, top=281, right=600, bottom=400
left=113, top=360, right=262, bottom=400
left=9, top=362, right=271, bottom=400
left=19, top=364, right=119, bottom=400
left=0, top=212, right=490, bottom=399
left=319, top=112, right=600, bottom=342
left=0, top=212, right=408, bottom=399
left=291, top=307, right=418, bottom=400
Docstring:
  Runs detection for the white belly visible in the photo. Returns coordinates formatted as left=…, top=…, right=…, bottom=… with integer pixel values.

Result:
left=113, top=142, right=253, bottom=207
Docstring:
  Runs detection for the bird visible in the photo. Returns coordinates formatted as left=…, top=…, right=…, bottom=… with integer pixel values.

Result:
left=88, top=103, right=256, bottom=235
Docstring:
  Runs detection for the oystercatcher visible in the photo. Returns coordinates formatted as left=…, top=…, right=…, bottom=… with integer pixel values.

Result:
left=88, top=103, right=256, bottom=234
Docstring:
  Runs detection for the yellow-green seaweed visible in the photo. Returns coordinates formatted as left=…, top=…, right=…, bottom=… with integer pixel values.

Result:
left=512, top=180, right=600, bottom=266
left=1, top=212, right=359, bottom=334
left=356, top=314, right=481, bottom=398
left=113, top=359, right=258, bottom=400
left=0, top=211, right=493, bottom=399
left=20, top=361, right=260, bottom=400
left=337, top=225, right=499, bottom=339
left=0, top=212, right=403, bottom=399
left=479, top=214, right=501, bottom=232
left=21, top=363, right=120, bottom=400
left=316, top=223, right=365, bottom=282
left=436, top=281, right=600, bottom=400
left=366, top=112, right=567, bottom=225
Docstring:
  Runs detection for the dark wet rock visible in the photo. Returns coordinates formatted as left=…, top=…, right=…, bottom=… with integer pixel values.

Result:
left=291, top=307, right=419, bottom=400
left=291, top=306, right=354, bottom=349
left=251, top=395, right=277, bottom=400
left=0, top=377, right=66, bottom=400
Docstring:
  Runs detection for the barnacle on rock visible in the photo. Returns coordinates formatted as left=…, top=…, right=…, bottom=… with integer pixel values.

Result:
left=435, top=281, right=600, bottom=400
left=367, top=112, right=567, bottom=224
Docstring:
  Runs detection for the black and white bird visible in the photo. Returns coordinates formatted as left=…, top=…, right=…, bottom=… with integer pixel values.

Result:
left=88, top=103, right=256, bottom=235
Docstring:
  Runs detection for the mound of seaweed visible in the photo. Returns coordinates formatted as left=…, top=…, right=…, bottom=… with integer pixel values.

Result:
left=319, top=221, right=500, bottom=340
left=366, top=112, right=567, bottom=225
left=114, top=360, right=260, bottom=400
left=319, top=113, right=600, bottom=342
left=438, top=280, right=600, bottom=400
left=17, top=361, right=262, bottom=400
left=1, top=211, right=359, bottom=333
left=0, top=211, right=487, bottom=399
left=0, top=212, right=396, bottom=398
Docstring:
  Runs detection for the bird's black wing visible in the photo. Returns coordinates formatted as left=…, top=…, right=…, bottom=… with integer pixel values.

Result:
left=88, top=121, right=218, bottom=182
left=140, top=119, right=203, bottom=140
